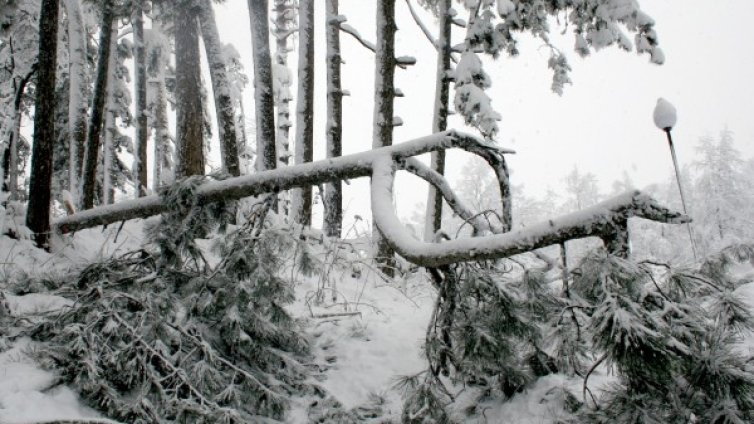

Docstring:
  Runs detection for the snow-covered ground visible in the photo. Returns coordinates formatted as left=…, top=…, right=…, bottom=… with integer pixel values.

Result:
left=2, top=222, right=753, bottom=423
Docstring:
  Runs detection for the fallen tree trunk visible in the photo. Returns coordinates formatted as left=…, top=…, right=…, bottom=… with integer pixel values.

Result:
left=55, top=129, right=686, bottom=267
left=55, top=130, right=508, bottom=233
left=371, top=155, right=688, bottom=266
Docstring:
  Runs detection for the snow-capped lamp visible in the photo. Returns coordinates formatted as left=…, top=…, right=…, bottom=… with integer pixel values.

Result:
left=653, top=97, right=677, bottom=132
left=653, top=97, right=698, bottom=260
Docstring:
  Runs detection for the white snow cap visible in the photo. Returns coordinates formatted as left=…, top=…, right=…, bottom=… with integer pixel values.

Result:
left=497, top=0, right=515, bottom=16
left=653, top=97, right=677, bottom=131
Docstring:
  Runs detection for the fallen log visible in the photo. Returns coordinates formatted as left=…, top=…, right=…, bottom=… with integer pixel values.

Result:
left=371, top=155, right=689, bottom=266
left=53, top=130, right=511, bottom=234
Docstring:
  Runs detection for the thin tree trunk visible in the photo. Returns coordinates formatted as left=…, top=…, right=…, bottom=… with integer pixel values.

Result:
left=273, top=0, right=295, bottom=165
left=26, top=0, right=60, bottom=248
left=372, top=0, right=397, bottom=275
left=146, top=15, right=173, bottom=190
left=199, top=0, right=240, bottom=177
left=174, top=6, right=205, bottom=177
left=103, top=24, right=118, bottom=204
left=424, top=0, right=451, bottom=242
left=291, top=0, right=314, bottom=225
left=64, top=0, right=87, bottom=192
left=151, top=76, right=171, bottom=189
left=248, top=0, right=277, bottom=173
left=323, top=0, right=343, bottom=237
left=236, top=98, right=248, bottom=172
left=7, top=111, right=21, bottom=199
left=81, top=5, right=115, bottom=210
left=6, top=67, right=34, bottom=199
left=132, top=0, right=148, bottom=195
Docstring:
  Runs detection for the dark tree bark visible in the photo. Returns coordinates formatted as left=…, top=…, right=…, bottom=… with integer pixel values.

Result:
left=248, top=0, right=277, bottom=173
left=133, top=0, right=148, bottom=195
left=26, top=0, right=60, bottom=248
left=424, top=0, right=452, bottom=241
left=81, top=4, right=115, bottom=210
left=291, top=0, right=314, bottom=225
left=199, top=0, right=241, bottom=177
left=372, top=0, right=397, bottom=275
left=323, top=0, right=343, bottom=237
left=174, top=5, right=205, bottom=177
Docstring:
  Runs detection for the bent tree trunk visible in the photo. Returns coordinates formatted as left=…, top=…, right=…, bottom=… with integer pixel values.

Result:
left=323, top=0, right=343, bottom=237
left=290, top=0, right=314, bottom=226
left=81, top=5, right=115, bottom=210
left=26, top=0, right=60, bottom=248
left=199, top=0, right=241, bottom=177
left=54, top=131, right=687, bottom=267
left=372, top=0, right=398, bottom=275
left=174, top=5, right=205, bottom=177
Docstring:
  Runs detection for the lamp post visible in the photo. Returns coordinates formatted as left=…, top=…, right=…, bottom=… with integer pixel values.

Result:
left=653, top=98, right=698, bottom=261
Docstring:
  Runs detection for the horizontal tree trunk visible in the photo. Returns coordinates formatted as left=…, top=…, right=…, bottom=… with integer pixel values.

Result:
left=55, top=131, right=499, bottom=233
left=53, top=131, right=686, bottom=268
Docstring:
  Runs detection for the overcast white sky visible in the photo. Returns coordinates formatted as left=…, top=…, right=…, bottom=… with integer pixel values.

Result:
left=211, top=0, right=754, bottom=229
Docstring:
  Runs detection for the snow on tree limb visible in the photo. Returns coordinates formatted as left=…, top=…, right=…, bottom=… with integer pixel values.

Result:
left=372, top=154, right=688, bottom=266
left=54, top=129, right=685, bottom=267
left=399, top=157, right=498, bottom=235
left=54, top=131, right=502, bottom=233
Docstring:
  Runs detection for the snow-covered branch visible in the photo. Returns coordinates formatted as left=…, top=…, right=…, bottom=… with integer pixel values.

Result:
left=338, top=23, right=414, bottom=69
left=54, top=131, right=506, bottom=233
left=403, top=0, right=459, bottom=64
left=339, top=23, right=376, bottom=52
left=372, top=153, right=688, bottom=266
left=56, top=128, right=686, bottom=267
left=399, top=157, right=497, bottom=235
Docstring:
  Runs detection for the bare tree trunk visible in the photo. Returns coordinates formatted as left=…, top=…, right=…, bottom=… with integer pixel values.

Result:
left=372, top=0, right=397, bottom=275
left=26, top=0, right=60, bottom=248
left=146, top=14, right=173, bottom=190
left=5, top=66, right=34, bottom=200
left=81, top=4, right=114, bottom=210
left=64, top=0, right=87, bottom=192
left=272, top=0, right=295, bottom=165
left=291, top=0, right=314, bottom=225
left=248, top=0, right=277, bottom=173
left=199, top=0, right=241, bottom=177
left=132, top=0, right=148, bottom=195
left=174, top=5, right=205, bottom=177
left=323, top=0, right=343, bottom=237
left=151, top=76, right=171, bottom=189
left=424, top=0, right=451, bottom=241
left=103, top=24, right=118, bottom=204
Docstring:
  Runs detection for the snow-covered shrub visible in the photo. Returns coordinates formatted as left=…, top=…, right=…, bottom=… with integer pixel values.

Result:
left=400, top=243, right=754, bottom=422
left=28, top=178, right=313, bottom=422
left=574, top=248, right=754, bottom=423
left=399, top=261, right=558, bottom=421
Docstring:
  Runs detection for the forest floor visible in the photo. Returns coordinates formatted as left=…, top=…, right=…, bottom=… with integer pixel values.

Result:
left=1, top=219, right=753, bottom=423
